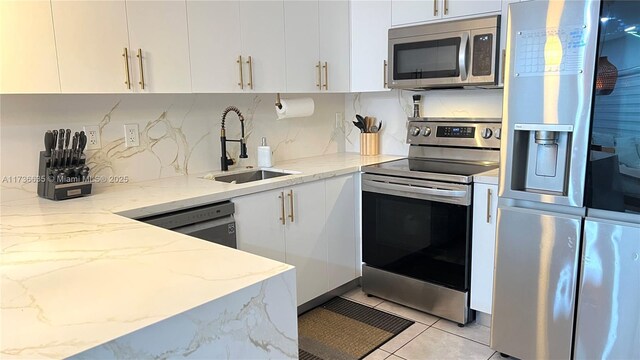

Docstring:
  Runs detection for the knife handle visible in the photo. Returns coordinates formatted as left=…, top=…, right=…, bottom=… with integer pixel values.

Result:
left=44, top=131, right=54, bottom=157
left=58, top=129, right=65, bottom=150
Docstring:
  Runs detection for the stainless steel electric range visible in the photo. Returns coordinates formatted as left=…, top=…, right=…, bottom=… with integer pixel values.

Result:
left=361, top=117, right=501, bottom=325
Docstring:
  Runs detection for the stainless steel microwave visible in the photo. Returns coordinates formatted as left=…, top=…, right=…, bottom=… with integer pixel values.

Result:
left=388, top=16, right=500, bottom=89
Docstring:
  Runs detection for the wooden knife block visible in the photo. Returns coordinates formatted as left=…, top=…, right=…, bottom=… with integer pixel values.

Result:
left=360, top=133, right=380, bottom=156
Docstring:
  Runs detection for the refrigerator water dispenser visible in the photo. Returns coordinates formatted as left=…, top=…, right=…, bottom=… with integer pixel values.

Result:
left=510, top=124, right=574, bottom=195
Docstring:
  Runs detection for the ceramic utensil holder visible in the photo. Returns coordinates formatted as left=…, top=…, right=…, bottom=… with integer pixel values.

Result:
left=360, top=133, right=380, bottom=156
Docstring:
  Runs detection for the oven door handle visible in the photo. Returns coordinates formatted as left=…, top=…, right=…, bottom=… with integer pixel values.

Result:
left=364, top=179, right=467, bottom=198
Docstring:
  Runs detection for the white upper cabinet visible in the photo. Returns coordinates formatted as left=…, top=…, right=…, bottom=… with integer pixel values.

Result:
left=443, top=0, right=501, bottom=19
left=319, top=0, right=350, bottom=92
left=284, top=1, right=320, bottom=92
left=125, top=0, right=192, bottom=93
left=392, top=0, right=439, bottom=26
left=52, top=0, right=131, bottom=93
left=351, top=0, right=392, bottom=92
left=187, top=0, right=242, bottom=93
left=239, top=1, right=286, bottom=92
left=392, top=0, right=501, bottom=27
left=1, top=0, right=60, bottom=94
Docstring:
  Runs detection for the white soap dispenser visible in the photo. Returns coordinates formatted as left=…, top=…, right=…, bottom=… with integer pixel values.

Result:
left=257, top=137, right=272, bottom=168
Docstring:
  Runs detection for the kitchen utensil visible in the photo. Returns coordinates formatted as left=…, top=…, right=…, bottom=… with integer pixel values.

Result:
left=356, top=114, right=366, bottom=131
left=377, top=120, right=383, bottom=132
left=370, top=125, right=379, bottom=133
left=44, top=131, right=54, bottom=157
left=64, top=129, right=71, bottom=166
left=57, top=128, right=65, bottom=167
left=353, top=121, right=365, bottom=133
left=71, top=132, right=79, bottom=166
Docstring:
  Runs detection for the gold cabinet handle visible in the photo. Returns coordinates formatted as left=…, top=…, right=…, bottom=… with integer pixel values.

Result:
left=136, top=48, right=145, bottom=90
left=384, top=60, right=388, bottom=88
left=486, top=188, right=492, bottom=223
left=287, top=189, right=294, bottom=222
left=279, top=191, right=285, bottom=225
left=122, top=48, right=131, bottom=89
left=237, top=55, right=244, bottom=89
left=434, top=0, right=438, bottom=16
left=316, top=61, right=322, bottom=89
left=322, top=61, right=328, bottom=90
left=246, top=56, right=253, bottom=89
left=444, top=0, right=449, bottom=15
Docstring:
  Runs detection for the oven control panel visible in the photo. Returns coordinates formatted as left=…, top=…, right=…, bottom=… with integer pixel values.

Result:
left=437, top=126, right=475, bottom=138
left=406, top=119, right=501, bottom=148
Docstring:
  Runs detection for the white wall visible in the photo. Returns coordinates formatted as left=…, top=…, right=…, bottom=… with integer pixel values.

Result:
left=0, top=93, right=345, bottom=192
left=345, top=89, right=504, bottom=155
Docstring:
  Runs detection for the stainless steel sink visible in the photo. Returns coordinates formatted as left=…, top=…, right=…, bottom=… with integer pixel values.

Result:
left=213, top=170, right=291, bottom=184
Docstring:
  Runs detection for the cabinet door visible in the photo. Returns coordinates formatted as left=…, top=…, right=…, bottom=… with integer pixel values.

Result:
left=284, top=0, right=320, bottom=92
left=1, top=0, right=60, bottom=93
left=470, top=183, right=497, bottom=314
left=319, top=0, right=350, bottom=92
left=239, top=1, right=286, bottom=92
left=187, top=0, right=242, bottom=93
left=126, top=0, right=191, bottom=93
left=325, top=175, right=357, bottom=290
left=391, top=0, right=441, bottom=26
left=234, top=189, right=286, bottom=263
left=285, top=181, right=327, bottom=305
left=443, top=0, right=501, bottom=19
left=351, top=0, right=391, bottom=92
left=52, top=0, right=131, bottom=93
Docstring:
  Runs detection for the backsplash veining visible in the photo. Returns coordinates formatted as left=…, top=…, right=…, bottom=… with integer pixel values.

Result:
left=345, top=89, right=504, bottom=155
left=0, top=94, right=345, bottom=196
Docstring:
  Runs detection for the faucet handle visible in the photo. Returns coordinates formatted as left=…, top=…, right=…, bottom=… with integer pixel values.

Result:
left=239, top=139, right=248, bottom=159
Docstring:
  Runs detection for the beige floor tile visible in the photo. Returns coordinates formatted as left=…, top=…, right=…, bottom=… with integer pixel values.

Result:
left=341, top=287, right=385, bottom=307
left=375, top=301, right=439, bottom=325
left=363, top=349, right=391, bottom=360
left=386, top=355, right=405, bottom=360
left=432, top=318, right=491, bottom=345
left=380, top=322, right=428, bottom=353
left=395, top=327, right=495, bottom=360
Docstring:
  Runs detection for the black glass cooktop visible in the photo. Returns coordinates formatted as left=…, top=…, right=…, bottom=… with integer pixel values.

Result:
left=363, top=158, right=498, bottom=183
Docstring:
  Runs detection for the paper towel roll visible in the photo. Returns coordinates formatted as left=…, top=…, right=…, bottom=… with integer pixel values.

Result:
left=276, top=98, right=315, bottom=119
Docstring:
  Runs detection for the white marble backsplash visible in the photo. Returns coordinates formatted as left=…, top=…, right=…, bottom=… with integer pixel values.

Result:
left=71, top=270, right=298, bottom=360
left=345, top=89, right=504, bottom=155
left=0, top=93, right=345, bottom=191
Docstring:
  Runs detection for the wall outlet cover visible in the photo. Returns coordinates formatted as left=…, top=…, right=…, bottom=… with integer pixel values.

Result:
left=124, top=124, right=140, bottom=147
left=83, top=125, right=101, bottom=150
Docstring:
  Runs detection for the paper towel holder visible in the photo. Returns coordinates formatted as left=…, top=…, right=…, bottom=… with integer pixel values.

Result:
left=275, top=93, right=283, bottom=110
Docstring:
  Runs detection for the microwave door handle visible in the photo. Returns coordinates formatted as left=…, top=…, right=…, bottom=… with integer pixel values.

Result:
left=365, top=179, right=466, bottom=198
left=459, top=32, right=469, bottom=81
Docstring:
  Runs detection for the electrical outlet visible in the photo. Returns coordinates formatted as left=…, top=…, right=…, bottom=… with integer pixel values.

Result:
left=83, top=125, right=101, bottom=150
left=124, top=124, right=140, bottom=147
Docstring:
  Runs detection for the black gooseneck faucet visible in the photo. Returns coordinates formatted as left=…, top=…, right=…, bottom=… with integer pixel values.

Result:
left=220, top=106, right=248, bottom=171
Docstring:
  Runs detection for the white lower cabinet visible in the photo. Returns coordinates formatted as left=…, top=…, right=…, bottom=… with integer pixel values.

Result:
left=234, top=174, right=358, bottom=306
left=470, top=182, right=498, bottom=314
left=326, top=174, right=358, bottom=290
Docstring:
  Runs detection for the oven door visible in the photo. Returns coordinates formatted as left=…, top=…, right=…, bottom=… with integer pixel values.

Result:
left=362, top=174, right=472, bottom=291
left=389, top=30, right=470, bottom=88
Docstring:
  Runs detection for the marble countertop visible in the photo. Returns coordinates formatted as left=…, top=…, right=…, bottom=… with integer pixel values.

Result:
left=473, top=168, right=499, bottom=185
left=0, top=152, right=401, bottom=359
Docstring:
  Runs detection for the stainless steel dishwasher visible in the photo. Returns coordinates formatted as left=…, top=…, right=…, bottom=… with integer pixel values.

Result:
left=138, top=201, right=236, bottom=248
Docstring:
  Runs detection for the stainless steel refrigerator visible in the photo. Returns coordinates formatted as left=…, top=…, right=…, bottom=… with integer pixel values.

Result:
left=492, top=0, right=640, bottom=359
